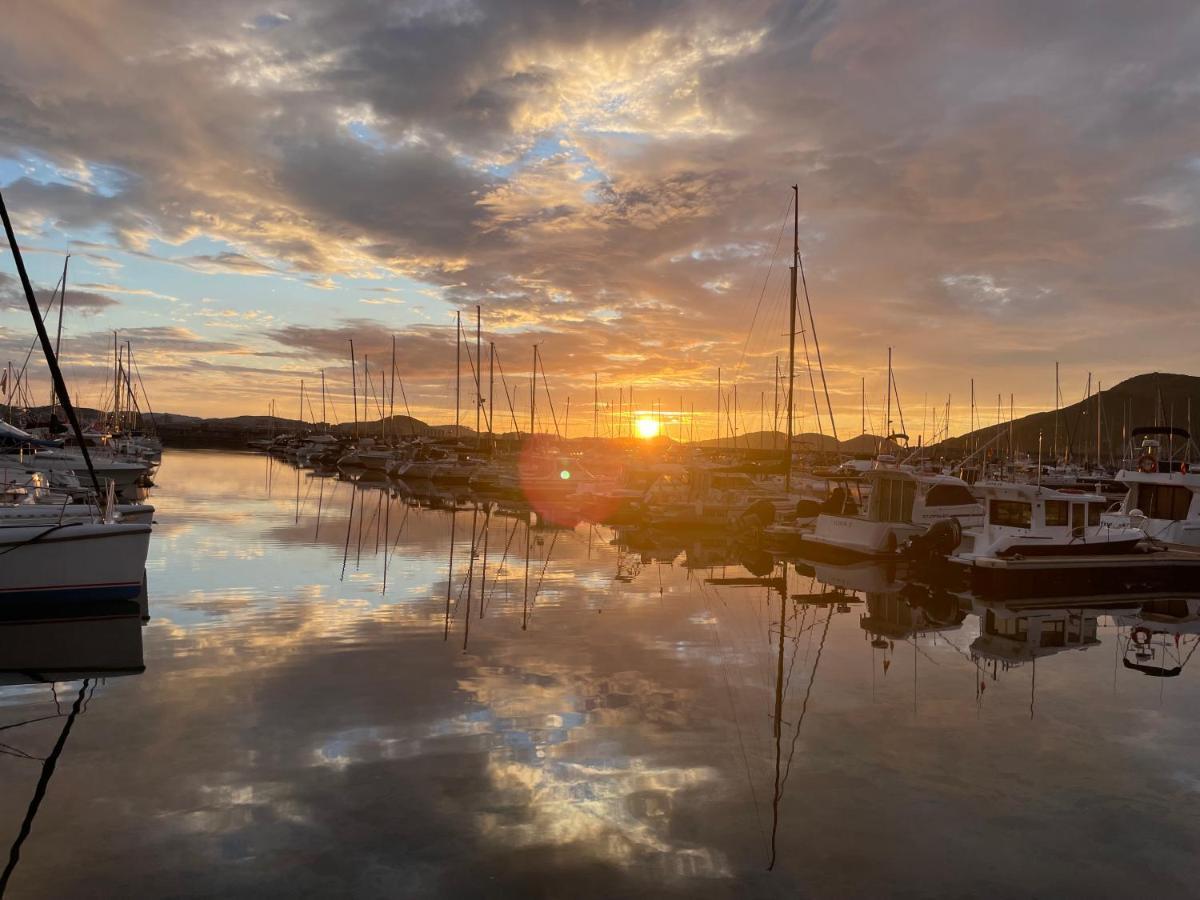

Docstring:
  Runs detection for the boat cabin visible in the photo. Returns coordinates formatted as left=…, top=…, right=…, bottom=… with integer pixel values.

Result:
left=954, top=482, right=1141, bottom=561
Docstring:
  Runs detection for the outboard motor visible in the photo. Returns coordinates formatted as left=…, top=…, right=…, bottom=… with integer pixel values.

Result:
left=907, top=518, right=962, bottom=560
left=740, top=499, right=777, bottom=529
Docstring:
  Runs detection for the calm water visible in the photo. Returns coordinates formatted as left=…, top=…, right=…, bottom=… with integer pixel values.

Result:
left=1, top=450, right=1198, bottom=898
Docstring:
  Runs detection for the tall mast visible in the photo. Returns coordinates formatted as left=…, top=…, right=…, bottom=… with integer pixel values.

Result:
left=0, top=190, right=101, bottom=496
left=488, top=341, right=495, bottom=446
left=593, top=372, right=599, bottom=439
left=475, top=306, right=482, bottom=445
left=113, top=330, right=119, bottom=428
left=530, top=345, right=536, bottom=437
left=349, top=339, right=358, bottom=439
left=1096, top=380, right=1102, bottom=467
left=455, top=310, right=461, bottom=437
left=717, top=368, right=722, bottom=448
left=363, top=354, right=370, bottom=436
left=321, top=369, right=327, bottom=431
left=299, top=379, right=305, bottom=429
left=886, top=348, right=892, bottom=448
left=48, top=255, right=68, bottom=412
left=861, top=377, right=866, bottom=435
left=773, top=355, right=780, bottom=449
left=1053, top=361, right=1059, bottom=462
left=127, top=340, right=134, bottom=425
left=785, top=185, right=798, bottom=490
left=389, top=335, right=396, bottom=442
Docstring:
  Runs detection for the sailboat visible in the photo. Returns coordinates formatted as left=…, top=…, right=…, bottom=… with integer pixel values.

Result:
left=0, top=189, right=153, bottom=604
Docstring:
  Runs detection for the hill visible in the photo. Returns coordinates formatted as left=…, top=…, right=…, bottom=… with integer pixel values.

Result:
left=691, top=429, right=901, bottom=455
left=940, top=372, right=1200, bottom=462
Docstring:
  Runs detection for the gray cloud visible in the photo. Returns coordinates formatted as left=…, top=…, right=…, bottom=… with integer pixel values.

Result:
left=0, top=0, right=1197, bottom=423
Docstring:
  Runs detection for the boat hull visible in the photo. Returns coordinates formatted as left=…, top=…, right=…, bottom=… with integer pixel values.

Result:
left=0, top=522, right=151, bottom=602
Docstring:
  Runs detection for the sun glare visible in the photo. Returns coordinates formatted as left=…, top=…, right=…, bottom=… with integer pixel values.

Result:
left=634, top=416, right=660, bottom=439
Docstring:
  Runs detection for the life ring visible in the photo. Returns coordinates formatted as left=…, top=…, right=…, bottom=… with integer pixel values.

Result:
left=1137, top=455, right=1157, bottom=474
left=1131, top=626, right=1153, bottom=646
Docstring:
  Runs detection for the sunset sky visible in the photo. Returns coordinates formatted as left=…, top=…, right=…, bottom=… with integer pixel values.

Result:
left=1, top=0, right=1197, bottom=439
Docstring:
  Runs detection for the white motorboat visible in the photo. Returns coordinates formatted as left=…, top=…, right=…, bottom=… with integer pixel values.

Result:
left=1101, top=428, right=1200, bottom=547
left=952, top=481, right=1144, bottom=565
left=801, top=468, right=982, bottom=559
left=0, top=520, right=151, bottom=602
left=969, top=596, right=1141, bottom=667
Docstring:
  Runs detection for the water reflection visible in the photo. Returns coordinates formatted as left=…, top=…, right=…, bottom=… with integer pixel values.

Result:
left=0, top=450, right=1196, bottom=897
left=0, top=600, right=145, bottom=895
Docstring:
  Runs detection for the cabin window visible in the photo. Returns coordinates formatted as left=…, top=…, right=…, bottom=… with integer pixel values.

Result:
left=873, top=478, right=916, bottom=523
left=1040, top=619, right=1066, bottom=648
left=1044, top=500, right=1069, bottom=526
left=1134, top=484, right=1193, bottom=520
left=925, top=484, right=976, bottom=507
left=989, top=500, right=1031, bottom=528
left=986, top=611, right=1028, bottom=639
left=1088, top=503, right=1103, bottom=526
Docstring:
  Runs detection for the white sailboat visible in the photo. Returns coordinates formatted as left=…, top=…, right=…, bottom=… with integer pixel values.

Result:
left=0, top=186, right=154, bottom=605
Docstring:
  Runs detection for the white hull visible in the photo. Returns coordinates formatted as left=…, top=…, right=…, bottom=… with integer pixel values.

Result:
left=0, top=522, right=151, bottom=602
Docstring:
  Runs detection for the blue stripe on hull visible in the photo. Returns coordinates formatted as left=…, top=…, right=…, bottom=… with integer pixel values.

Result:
left=0, top=584, right=143, bottom=603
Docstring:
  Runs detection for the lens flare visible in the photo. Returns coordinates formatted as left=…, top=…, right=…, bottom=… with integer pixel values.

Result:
left=635, top=416, right=660, bottom=439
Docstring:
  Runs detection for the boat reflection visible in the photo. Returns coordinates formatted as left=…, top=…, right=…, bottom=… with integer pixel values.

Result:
left=0, top=598, right=146, bottom=893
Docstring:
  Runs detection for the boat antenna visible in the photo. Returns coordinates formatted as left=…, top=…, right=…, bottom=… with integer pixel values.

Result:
left=0, top=190, right=102, bottom=497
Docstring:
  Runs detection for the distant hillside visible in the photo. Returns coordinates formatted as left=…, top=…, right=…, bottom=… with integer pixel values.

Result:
left=941, top=372, right=1200, bottom=461
left=691, top=429, right=901, bottom=455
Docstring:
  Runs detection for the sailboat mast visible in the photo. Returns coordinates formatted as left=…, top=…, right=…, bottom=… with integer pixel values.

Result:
left=0, top=190, right=101, bottom=495
left=389, top=335, right=396, bottom=442
left=530, top=345, right=536, bottom=437
left=593, top=372, right=599, bottom=439
left=1053, top=361, right=1060, bottom=462
left=717, top=368, right=722, bottom=448
left=455, top=310, right=461, bottom=436
left=321, top=369, right=327, bottom=431
left=475, top=306, right=482, bottom=443
left=773, top=356, right=780, bottom=449
left=488, top=341, right=495, bottom=446
left=861, top=377, right=866, bottom=435
left=784, top=186, right=799, bottom=490
left=886, top=347, right=892, bottom=447
left=48, top=255, right=68, bottom=412
left=349, top=339, right=358, bottom=440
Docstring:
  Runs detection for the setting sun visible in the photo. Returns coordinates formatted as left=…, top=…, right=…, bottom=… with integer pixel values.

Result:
left=634, top=416, right=660, bottom=439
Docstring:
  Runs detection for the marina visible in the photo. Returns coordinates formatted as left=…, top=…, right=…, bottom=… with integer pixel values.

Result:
left=2, top=3, right=1200, bottom=892
left=0, top=449, right=1198, bottom=896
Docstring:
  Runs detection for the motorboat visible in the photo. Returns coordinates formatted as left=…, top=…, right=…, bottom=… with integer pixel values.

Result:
left=800, top=468, right=982, bottom=559
left=952, top=482, right=1143, bottom=563
left=1101, top=427, right=1200, bottom=547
